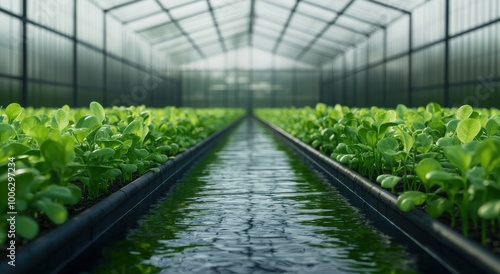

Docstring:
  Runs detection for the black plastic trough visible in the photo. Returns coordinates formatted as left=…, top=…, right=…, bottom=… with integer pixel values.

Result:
left=256, top=116, right=500, bottom=274
left=0, top=116, right=244, bottom=274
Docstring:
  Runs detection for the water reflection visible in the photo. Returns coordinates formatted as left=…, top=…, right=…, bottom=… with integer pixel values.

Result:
left=93, top=119, right=417, bottom=274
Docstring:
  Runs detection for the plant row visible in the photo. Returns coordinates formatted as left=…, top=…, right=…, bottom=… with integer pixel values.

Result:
left=256, top=103, right=500, bottom=246
left=0, top=102, right=244, bottom=245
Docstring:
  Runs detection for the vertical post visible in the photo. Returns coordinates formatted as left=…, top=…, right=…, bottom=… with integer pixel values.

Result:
left=223, top=53, right=228, bottom=108
left=444, top=0, right=450, bottom=106
left=408, top=14, right=413, bottom=107
left=204, top=61, right=209, bottom=108
left=344, top=54, right=349, bottom=105
left=21, top=0, right=27, bottom=106
left=72, top=0, right=78, bottom=107
left=382, top=28, right=387, bottom=107
left=365, top=40, right=369, bottom=107
left=272, top=55, right=276, bottom=107
left=352, top=47, right=358, bottom=107
left=103, top=12, right=108, bottom=106
left=293, top=65, right=297, bottom=106
left=248, top=47, right=253, bottom=113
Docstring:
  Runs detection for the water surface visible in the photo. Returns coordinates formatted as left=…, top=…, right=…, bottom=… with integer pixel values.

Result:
left=93, top=119, right=417, bottom=274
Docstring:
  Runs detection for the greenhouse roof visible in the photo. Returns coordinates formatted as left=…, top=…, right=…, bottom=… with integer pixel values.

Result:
left=92, top=0, right=428, bottom=66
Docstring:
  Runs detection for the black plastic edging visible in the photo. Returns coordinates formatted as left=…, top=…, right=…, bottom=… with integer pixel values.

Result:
left=0, top=116, right=244, bottom=274
left=255, top=116, right=500, bottom=274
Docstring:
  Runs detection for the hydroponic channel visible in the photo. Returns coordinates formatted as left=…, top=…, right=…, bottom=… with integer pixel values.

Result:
left=89, top=118, right=418, bottom=273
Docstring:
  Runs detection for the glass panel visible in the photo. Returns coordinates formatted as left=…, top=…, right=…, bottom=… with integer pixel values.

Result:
left=303, top=0, right=351, bottom=12
left=128, top=13, right=169, bottom=31
left=28, top=0, right=74, bottom=36
left=27, top=25, right=73, bottom=83
left=0, top=0, right=22, bottom=15
left=336, top=16, right=373, bottom=34
left=169, top=1, right=208, bottom=19
left=78, top=0, right=103, bottom=48
left=412, top=0, right=445, bottom=48
left=276, top=43, right=303, bottom=58
left=155, top=35, right=190, bottom=50
left=0, top=13, right=21, bottom=76
left=190, top=28, right=218, bottom=41
left=282, top=34, right=311, bottom=46
left=266, top=0, right=296, bottom=9
left=323, top=25, right=363, bottom=45
left=254, top=25, right=281, bottom=38
left=106, top=15, right=123, bottom=57
left=140, top=22, right=180, bottom=43
left=256, top=1, right=290, bottom=23
left=346, top=0, right=401, bottom=26
left=158, top=0, right=197, bottom=10
left=77, top=45, right=103, bottom=89
left=92, top=0, right=132, bottom=10
left=315, top=37, right=347, bottom=51
left=179, top=13, right=213, bottom=32
left=255, top=18, right=283, bottom=33
left=285, top=27, right=317, bottom=41
left=253, top=34, right=276, bottom=50
left=110, top=0, right=159, bottom=22
left=297, top=1, right=336, bottom=22
left=289, top=13, right=328, bottom=32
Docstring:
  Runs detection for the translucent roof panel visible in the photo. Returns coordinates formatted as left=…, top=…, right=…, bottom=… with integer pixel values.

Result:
left=169, top=1, right=209, bottom=19
left=127, top=13, right=169, bottom=31
left=296, top=1, right=336, bottom=22
left=303, top=0, right=352, bottom=12
left=109, top=0, right=160, bottom=22
left=94, top=0, right=428, bottom=66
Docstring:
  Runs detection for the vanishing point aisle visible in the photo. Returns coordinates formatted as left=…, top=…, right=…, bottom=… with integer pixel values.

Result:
left=92, top=119, right=417, bottom=274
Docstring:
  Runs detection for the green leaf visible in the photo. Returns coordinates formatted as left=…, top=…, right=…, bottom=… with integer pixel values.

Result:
left=17, top=216, right=39, bottom=240
left=90, top=101, right=106, bottom=123
left=21, top=116, right=41, bottom=133
left=425, top=170, right=461, bottom=182
left=397, top=191, right=427, bottom=212
left=444, top=146, right=472, bottom=176
left=376, top=175, right=401, bottom=190
left=426, top=198, right=451, bottom=218
left=50, top=109, right=69, bottom=131
left=103, top=168, right=121, bottom=179
left=89, top=148, right=115, bottom=159
left=475, top=139, right=500, bottom=174
left=30, top=124, right=50, bottom=145
left=75, top=115, right=100, bottom=129
left=415, top=158, right=442, bottom=191
left=35, top=185, right=74, bottom=204
left=0, top=124, right=16, bottom=143
left=456, top=105, right=473, bottom=120
left=377, top=137, right=399, bottom=153
left=41, top=140, right=66, bottom=166
left=478, top=200, right=500, bottom=219
left=436, top=137, right=459, bottom=148
left=5, top=103, right=23, bottom=123
left=119, top=163, right=138, bottom=173
left=457, top=118, right=481, bottom=144
left=485, top=119, right=499, bottom=137
left=34, top=199, right=68, bottom=225
left=123, top=120, right=142, bottom=135
left=415, top=133, right=433, bottom=153
left=426, top=102, right=442, bottom=114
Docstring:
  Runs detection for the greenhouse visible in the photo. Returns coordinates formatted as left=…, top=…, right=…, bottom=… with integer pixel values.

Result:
left=0, top=0, right=499, bottom=273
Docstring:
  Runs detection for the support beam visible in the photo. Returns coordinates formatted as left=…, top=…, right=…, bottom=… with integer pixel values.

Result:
left=206, top=0, right=227, bottom=52
left=444, top=0, right=450, bottom=106
left=72, top=0, right=78, bottom=107
left=21, top=0, right=27, bottom=106
left=103, top=12, right=108, bottom=106
left=272, top=0, right=300, bottom=53
left=154, top=0, right=205, bottom=59
left=297, top=0, right=357, bottom=60
left=248, top=0, right=255, bottom=46
left=366, top=0, right=411, bottom=14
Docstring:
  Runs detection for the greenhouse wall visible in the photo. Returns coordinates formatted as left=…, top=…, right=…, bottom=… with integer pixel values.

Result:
left=320, top=0, right=500, bottom=108
left=182, top=68, right=319, bottom=108
left=0, top=0, right=181, bottom=108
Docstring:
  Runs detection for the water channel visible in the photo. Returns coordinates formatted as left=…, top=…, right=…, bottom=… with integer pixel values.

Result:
left=90, top=119, right=418, bottom=273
